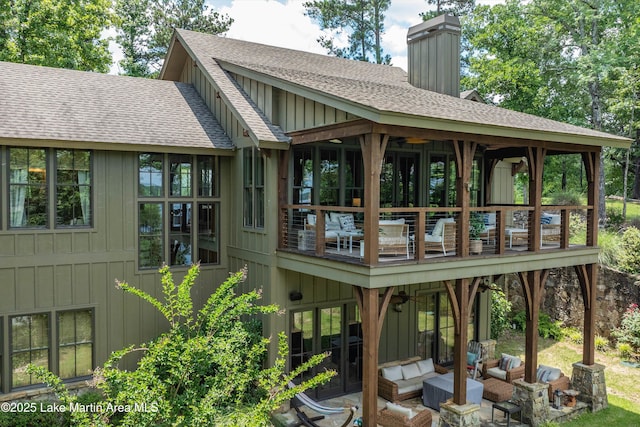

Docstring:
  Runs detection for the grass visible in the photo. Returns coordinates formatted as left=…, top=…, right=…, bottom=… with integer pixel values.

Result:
left=495, top=330, right=640, bottom=426
left=605, top=198, right=640, bottom=220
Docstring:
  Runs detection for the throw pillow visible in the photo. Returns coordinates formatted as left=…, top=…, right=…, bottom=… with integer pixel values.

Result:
left=325, top=221, right=341, bottom=231
left=339, top=214, right=356, bottom=231
left=541, top=215, right=552, bottom=224
left=467, top=352, right=477, bottom=366
left=381, top=365, right=403, bottom=382
left=499, top=355, right=512, bottom=371
left=417, top=358, right=435, bottom=375
left=401, top=362, right=422, bottom=380
left=546, top=367, right=562, bottom=381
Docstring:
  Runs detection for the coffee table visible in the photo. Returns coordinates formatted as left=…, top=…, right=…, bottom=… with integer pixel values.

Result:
left=336, top=230, right=364, bottom=254
left=422, top=372, right=484, bottom=410
left=492, top=400, right=521, bottom=426
left=506, top=228, right=528, bottom=248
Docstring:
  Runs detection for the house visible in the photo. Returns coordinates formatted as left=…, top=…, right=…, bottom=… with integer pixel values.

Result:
left=0, top=14, right=630, bottom=425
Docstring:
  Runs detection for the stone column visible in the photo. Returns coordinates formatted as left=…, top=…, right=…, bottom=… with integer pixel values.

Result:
left=512, top=379, right=550, bottom=427
left=571, top=362, right=608, bottom=411
left=438, top=401, right=481, bottom=427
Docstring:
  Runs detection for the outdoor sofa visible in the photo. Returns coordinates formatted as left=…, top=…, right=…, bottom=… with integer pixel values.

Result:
left=378, top=356, right=448, bottom=402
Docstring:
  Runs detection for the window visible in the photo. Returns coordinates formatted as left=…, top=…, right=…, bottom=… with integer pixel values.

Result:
left=243, top=147, right=264, bottom=228
left=138, top=153, right=219, bottom=269
left=9, top=148, right=92, bottom=229
left=56, top=150, right=92, bottom=226
left=11, top=314, right=49, bottom=388
left=9, top=148, right=47, bottom=228
left=58, top=310, right=93, bottom=379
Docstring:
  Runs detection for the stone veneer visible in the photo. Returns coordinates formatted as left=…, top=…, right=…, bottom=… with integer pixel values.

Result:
left=571, top=362, right=608, bottom=411
left=512, top=379, right=550, bottom=427
left=438, top=401, right=481, bottom=427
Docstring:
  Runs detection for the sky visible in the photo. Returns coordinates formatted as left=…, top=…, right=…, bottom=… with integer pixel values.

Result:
left=110, top=0, right=503, bottom=74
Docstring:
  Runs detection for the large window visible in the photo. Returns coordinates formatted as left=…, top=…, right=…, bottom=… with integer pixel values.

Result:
left=138, top=153, right=219, bottom=269
left=11, top=314, right=49, bottom=388
left=10, top=148, right=48, bottom=227
left=243, top=147, right=265, bottom=228
left=58, top=310, right=93, bottom=379
left=9, top=148, right=92, bottom=229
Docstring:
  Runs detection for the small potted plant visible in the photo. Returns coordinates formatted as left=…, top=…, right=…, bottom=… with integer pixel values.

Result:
left=469, top=212, right=485, bottom=254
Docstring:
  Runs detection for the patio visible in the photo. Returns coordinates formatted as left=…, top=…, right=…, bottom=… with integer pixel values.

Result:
left=272, top=385, right=589, bottom=426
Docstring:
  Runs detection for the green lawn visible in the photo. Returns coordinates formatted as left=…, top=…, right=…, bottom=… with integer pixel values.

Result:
left=495, top=330, right=640, bottom=426
left=606, top=198, right=640, bottom=220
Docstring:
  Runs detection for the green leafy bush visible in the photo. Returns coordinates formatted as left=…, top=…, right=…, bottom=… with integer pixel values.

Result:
left=617, top=342, right=633, bottom=360
left=617, top=227, right=640, bottom=274
left=605, top=207, right=625, bottom=231
left=598, top=229, right=622, bottom=267
left=29, top=265, right=334, bottom=426
left=550, top=191, right=583, bottom=206
left=512, top=310, right=563, bottom=340
left=490, top=289, right=512, bottom=339
left=595, top=335, right=610, bottom=352
left=612, top=303, right=640, bottom=352
left=561, top=326, right=583, bottom=344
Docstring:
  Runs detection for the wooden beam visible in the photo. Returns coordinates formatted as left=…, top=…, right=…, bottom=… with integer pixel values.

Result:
left=527, top=147, right=546, bottom=251
left=355, top=286, right=394, bottom=427
left=360, top=133, right=387, bottom=265
left=583, top=150, right=600, bottom=246
left=574, top=264, right=597, bottom=365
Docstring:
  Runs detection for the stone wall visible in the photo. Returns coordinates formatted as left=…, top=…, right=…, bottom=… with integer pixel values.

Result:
left=504, top=266, right=640, bottom=338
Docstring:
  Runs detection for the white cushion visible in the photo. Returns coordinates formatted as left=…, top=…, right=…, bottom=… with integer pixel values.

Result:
left=379, top=218, right=405, bottom=225
left=381, top=365, right=403, bottom=381
left=431, top=218, right=446, bottom=237
left=487, top=367, right=507, bottom=380
left=401, top=362, right=422, bottom=380
left=307, top=214, right=316, bottom=226
left=329, top=212, right=341, bottom=223
left=386, top=402, right=414, bottom=419
left=546, top=367, right=562, bottom=381
left=326, top=221, right=341, bottom=231
left=425, top=234, right=443, bottom=243
left=417, top=358, right=435, bottom=375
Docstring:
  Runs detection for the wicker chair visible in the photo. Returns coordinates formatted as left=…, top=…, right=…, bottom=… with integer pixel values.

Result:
left=378, top=406, right=432, bottom=427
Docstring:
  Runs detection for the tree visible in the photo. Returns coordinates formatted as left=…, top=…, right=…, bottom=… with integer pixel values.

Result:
left=463, top=0, right=638, bottom=215
left=0, top=0, right=112, bottom=72
left=30, top=265, right=333, bottom=426
left=114, top=0, right=233, bottom=77
left=304, top=0, right=392, bottom=64
left=420, top=0, right=476, bottom=20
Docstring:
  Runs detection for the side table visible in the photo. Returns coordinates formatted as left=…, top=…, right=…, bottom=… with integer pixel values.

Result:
left=492, top=400, right=521, bottom=427
left=564, top=389, right=580, bottom=407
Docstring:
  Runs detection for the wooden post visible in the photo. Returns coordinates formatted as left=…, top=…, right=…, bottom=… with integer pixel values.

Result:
left=354, top=286, right=394, bottom=427
left=527, top=147, right=546, bottom=251
left=518, top=270, right=549, bottom=383
left=575, top=264, right=597, bottom=365
left=359, top=134, right=388, bottom=266
left=445, top=277, right=481, bottom=405
left=453, top=140, right=477, bottom=256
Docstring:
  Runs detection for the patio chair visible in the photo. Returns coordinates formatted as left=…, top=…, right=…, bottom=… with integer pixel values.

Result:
left=466, top=340, right=483, bottom=379
left=378, top=402, right=432, bottom=427
left=288, top=381, right=358, bottom=427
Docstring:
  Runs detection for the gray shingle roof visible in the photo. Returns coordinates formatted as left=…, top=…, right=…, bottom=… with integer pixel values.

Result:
left=176, top=29, right=629, bottom=147
left=173, top=30, right=290, bottom=146
left=0, top=61, right=233, bottom=150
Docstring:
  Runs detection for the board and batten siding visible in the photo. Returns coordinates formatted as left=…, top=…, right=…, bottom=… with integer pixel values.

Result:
left=0, top=149, right=229, bottom=390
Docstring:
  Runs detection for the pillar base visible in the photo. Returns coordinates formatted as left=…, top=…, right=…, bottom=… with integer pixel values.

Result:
left=571, top=362, right=608, bottom=412
left=438, top=400, right=481, bottom=427
left=513, top=379, right=550, bottom=427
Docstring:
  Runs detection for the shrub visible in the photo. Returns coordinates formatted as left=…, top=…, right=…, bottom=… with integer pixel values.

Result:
left=29, top=265, right=334, bottom=426
left=617, top=342, right=633, bottom=360
left=490, top=289, right=512, bottom=339
left=561, top=326, right=583, bottom=344
left=512, top=310, right=563, bottom=340
left=550, top=191, right=583, bottom=206
left=617, top=227, right=640, bottom=274
left=612, top=303, right=640, bottom=352
left=595, top=335, right=610, bottom=352
left=605, top=207, right=625, bottom=231
left=598, top=230, right=622, bottom=267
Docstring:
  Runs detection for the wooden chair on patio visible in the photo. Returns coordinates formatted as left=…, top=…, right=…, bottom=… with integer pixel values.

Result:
left=377, top=402, right=432, bottom=427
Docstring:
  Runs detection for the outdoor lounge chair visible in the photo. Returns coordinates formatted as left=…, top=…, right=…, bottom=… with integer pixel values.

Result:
left=466, top=340, right=483, bottom=380
left=289, top=382, right=358, bottom=427
left=425, top=219, right=456, bottom=255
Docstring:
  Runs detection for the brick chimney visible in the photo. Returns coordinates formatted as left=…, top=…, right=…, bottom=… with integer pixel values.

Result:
left=407, top=14, right=461, bottom=97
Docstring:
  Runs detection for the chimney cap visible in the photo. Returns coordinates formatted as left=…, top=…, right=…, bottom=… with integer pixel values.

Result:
left=407, top=14, right=460, bottom=43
